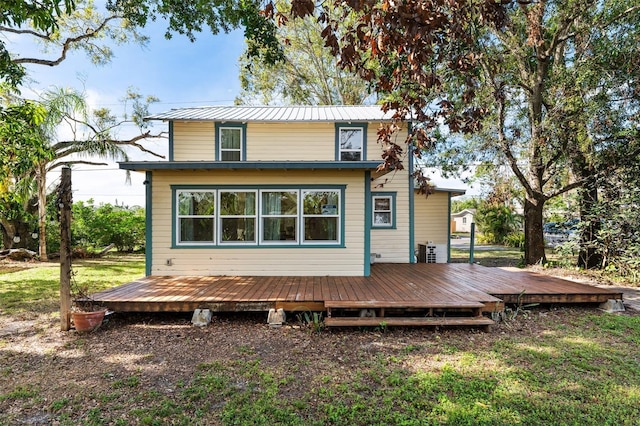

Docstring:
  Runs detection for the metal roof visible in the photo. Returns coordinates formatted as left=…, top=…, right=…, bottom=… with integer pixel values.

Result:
left=145, top=105, right=399, bottom=122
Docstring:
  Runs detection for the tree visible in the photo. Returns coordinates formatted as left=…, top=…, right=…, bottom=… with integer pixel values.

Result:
left=31, top=87, right=163, bottom=260
left=1, top=0, right=148, bottom=87
left=237, top=0, right=371, bottom=105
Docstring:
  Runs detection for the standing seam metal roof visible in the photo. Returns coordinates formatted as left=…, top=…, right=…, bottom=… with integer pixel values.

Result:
left=145, top=105, right=399, bottom=122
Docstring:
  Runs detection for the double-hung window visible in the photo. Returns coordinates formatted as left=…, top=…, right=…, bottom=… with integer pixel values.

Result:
left=217, top=124, right=245, bottom=161
left=302, top=190, right=340, bottom=243
left=177, top=190, right=216, bottom=244
left=336, top=124, right=366, bottom=161
left=219, top=191, right=256, bottom=244
left=261, top=191, right=298, bottom=243
left=372, top=193, right=395, bottom=229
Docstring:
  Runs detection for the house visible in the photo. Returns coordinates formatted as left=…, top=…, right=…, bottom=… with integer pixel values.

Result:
left=451, top=208, right=476, bottom=233
left=119, top=105, right=465, bottom=277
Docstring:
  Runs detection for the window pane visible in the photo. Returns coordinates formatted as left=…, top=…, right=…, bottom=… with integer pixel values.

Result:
left=340, top=128, right=363, bottom=150
left=220, top=192, right=256, bottom=215
left=262, top=191, right=297, bottom=215
left=221, top=151, right=241, bottom=161
left=221, top=128, right=241, bottom=149
left=263, top=217, right=297, bottom=241
left=374, top=198, right=391, bottom=211
left=180, top=218, right=214, bottom=242
left=221, top=218, right=256, bottom=242
left=178, top=192, right=215, bottom=216
left=303, top=191, right=339, bottom=215
left=374, top=212, right=392, bottom=225
left=304, top=217, right=338, bottom=241
left=340, top=151, right=362, bottom=161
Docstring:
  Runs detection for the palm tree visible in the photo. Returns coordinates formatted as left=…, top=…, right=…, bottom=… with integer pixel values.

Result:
left=34, top=87, right=164, bottom=260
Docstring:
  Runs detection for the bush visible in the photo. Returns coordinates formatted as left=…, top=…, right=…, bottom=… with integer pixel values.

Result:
left=503, top=232, right=525, bottom=250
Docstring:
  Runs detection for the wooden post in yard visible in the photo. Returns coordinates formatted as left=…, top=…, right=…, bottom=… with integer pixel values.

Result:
left=60, top=167, right=72, bottom=331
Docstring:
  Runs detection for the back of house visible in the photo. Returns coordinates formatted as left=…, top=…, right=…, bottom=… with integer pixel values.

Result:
left=120, top=105, right=461, bottom=277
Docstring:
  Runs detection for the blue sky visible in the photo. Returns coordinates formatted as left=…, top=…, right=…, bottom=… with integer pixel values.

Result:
left=14, top=15, right=246, bottom=206
left=12, top=11, right=475, bottom=206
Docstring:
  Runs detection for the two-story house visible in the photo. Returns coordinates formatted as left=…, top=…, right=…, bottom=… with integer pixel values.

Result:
left=120, top=105, right=463, bottom=277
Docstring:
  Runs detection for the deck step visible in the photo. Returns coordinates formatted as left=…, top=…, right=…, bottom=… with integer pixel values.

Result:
left=324, top=300, right=485, bottom=309
left=324, top=316, right=495, bottom=328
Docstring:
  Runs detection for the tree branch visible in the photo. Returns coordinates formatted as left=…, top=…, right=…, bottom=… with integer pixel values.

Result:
left=12, top=15, right=119, bottom=67
left=0, top=26, right=52, bottom=41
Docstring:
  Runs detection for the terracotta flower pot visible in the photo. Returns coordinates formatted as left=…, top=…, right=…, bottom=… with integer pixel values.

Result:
left=72, top=309, right=106, bottom=332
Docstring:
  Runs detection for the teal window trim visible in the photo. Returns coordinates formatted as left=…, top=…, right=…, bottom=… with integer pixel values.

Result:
left=371, top=192, right=397, bottom=229
left=364, top=171, right=371, bottom=276
left=144, top=172, right=152, bottom=276
left=335, top=122, right=367, bottom=161
left=215, top=122, right=247, bottom=161
left=168, top=121, right=174, bottom=161
left=447, top=194, right=452, bottom=263
left=171, top=184, right=346, bottom=249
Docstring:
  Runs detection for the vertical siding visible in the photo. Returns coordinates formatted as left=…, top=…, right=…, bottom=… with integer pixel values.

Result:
left=414, top=191, right=450, bottom=263
left=172, top=121, right=215, bottom=161
left=150, top=169, right=366, bottom=276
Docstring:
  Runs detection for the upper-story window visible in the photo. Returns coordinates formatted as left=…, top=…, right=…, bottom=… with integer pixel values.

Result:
left=216, top=123, right=246, bottom=161
left=336, top=123, right=367, bottom=161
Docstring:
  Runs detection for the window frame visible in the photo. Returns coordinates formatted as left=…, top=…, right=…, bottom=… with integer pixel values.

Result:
left=172, top=185, right=345, bottom=248
left=218, top=190, right=258, bottom=245
left=301, top=189, right=341, bottom=245
left=335, top=123, right=367, bottom=161
left=215, top=122, right=246, bottom=161
left=371, top=192, right=396, bottom=229
left=175, top=189, right=217, bottom=245
left=260, top=190, right=300, bottom=245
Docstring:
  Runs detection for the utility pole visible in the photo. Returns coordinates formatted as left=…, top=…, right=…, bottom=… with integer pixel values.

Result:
left=59, top=167, right=72, bottom=331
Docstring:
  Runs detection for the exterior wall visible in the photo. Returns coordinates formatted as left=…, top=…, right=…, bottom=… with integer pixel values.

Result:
left=171, top=121, right=388, bottom=162
left=369, top=165, right=411, bottom=264
left=149, top=169, right=366, bottom=276
left=414, top=191, right=450, bottom=263
left=172, top=121, right=215, bottom=161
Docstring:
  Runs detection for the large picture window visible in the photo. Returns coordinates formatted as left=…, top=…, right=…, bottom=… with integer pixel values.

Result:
left=174, top=186, right=343, bottom=247
left=177, top=190, right=216, bottom=243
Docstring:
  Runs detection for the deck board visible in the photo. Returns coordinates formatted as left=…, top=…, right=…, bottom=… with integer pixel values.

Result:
left=87, top=263, right=623, bottom=313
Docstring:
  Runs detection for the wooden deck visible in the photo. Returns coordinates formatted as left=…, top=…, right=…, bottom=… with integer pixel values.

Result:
left=88, top=263, right=622, bottom=317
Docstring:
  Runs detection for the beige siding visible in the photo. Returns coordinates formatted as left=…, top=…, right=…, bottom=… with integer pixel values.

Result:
left=370, top=162, right=411, bottom=263
left=150, top=169, right=366, bottom=276
left=414, top=191, right=450, bottom=263
left=172, top=121, right=215, bottom=161
left=171, top=121, right=395, bottom=162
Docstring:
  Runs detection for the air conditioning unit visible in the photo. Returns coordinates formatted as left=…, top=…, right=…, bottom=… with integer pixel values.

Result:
left=418, top=243, right=447, bottom=263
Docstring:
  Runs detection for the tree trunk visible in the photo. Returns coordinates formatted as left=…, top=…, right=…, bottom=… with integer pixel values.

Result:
left=37, top=163, right=49, bottom=261
left=577, top=176, right=603, bottom=269
left=523, top=195, right=546, bottom=265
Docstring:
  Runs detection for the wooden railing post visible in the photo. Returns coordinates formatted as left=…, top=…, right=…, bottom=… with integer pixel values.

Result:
left=60, top=167, right=72, bottom=331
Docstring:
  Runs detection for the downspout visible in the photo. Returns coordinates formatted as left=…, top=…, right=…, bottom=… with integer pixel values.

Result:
left=144, top=172, right=152, bottom=276
left=364, top=171, right=372, bottom=276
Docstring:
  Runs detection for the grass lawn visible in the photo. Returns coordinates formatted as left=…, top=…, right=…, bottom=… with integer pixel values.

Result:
left=1, top=255, right=639, bottom=425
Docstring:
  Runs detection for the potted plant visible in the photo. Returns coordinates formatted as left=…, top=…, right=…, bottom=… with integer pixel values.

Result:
left=71, top=283, right=108, bottom=332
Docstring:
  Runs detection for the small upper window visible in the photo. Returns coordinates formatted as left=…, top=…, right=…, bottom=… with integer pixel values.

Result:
left=338, top=127, right=363, bottom=161
left=219, top=127, right=242, bottom=161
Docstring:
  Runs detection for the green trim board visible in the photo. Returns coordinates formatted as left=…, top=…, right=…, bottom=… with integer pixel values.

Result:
left=364, top=171, right=371, bottom=276
left=335, top=122, right=368, bottom=161
left=408, top=143, right=416, bottom=263
left=371, top=191, right=397, bottom=229
left=168, top=121, right=174, bottom=162
left=170, top=184, right=347, bottom=249
left=120, top=160, right=383, bottom=171
left=144, top=172, right=152, bottom=276
left=447, top=193, right=452, bottom=263
left=214, top=122, right=247, bottom=161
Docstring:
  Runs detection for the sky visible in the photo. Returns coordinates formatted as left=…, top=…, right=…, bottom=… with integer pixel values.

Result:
left=9, top=6, right=477, bottom=206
